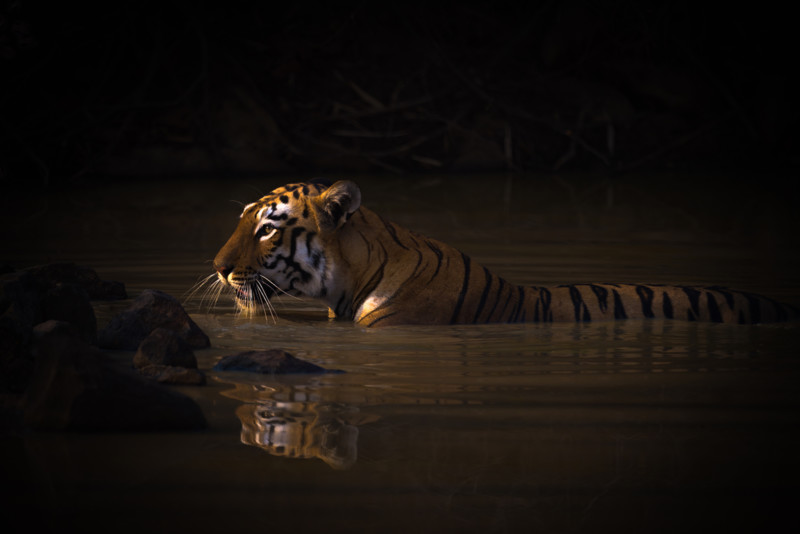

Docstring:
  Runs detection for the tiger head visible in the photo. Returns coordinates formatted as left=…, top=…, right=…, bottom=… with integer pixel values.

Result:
left=213, top=179, right=361, bottom=315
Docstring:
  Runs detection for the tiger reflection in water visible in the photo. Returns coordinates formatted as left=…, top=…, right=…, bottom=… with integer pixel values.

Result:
left=236, top=401, right=359, bottom=469
left=225, top=383, right=379, bottom=470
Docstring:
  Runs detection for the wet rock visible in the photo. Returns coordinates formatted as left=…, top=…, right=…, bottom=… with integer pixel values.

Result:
left=133, top=328, right=206, bottom=385
left=138, top=364, right=207, bottom=386
left=133, top=328, right=197, bottom=369
left=213, top=349, right=343, bottom=374
left=98, top=289, right=210, bottom=350
left=23, top=320, right=206, bottom=431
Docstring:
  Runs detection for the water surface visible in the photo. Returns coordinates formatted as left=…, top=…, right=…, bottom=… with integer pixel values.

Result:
left=4, top=173, right=800, bottom=533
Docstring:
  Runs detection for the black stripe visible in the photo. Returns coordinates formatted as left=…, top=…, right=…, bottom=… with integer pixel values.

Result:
left=355, top=230, right=373, bottom=262
left=706, top=292, right=723, bottom=323
left=381, top=217, right=409, bottom=250
left=485, top=278, right=506, bottom=322
left=744, top=292, right=761, bottom=323
left=365, top=311, right=398, bottom=327
left=612, top=289, right=627, bottom=319
left=425, top=240, right=444, bottom=280
left=709, top=286, right=735, bottom=309
left=305, top=231, right=317, bottom=259
left=758, top=294, right=787, bottom=323
left=472, top=267, right=493, bottom=323
left=450, top=252, right=472, bottom=323
left=334, top=293, right=348, bottom=317
left=267, top=211, right=289, bottom=221
left=635, top=285, right=655, bottom=318
left=511, top=286, right=526, bottom=323
left=539, top=288, right=553, bottom=322
left=662, top=292, right=674, bottom=319
left=353, top=255, right=387, bottom=315
left=682, top=287, right=701, bottom=321
left=507, top=297, right=521, bottom=323
left=401, top=249, right=425, bottom=286
left=497, top=285, right=515, bottom=321
left=589, top=284, right=609, bottom=313
left=567, top=285, right=584, bottom=322
left=280, top=227, right=312, bottom=283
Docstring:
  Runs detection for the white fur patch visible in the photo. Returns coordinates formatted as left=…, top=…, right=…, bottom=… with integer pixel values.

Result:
left=240, top=202, right=257, bottom=218
left=355, top=294, right=388, bottom=321
left=259, top=228, right=277, bottom=241
left=257, top=204, right=289, bottom=221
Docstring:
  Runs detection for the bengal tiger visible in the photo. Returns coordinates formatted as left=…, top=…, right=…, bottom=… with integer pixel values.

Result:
left=211, top=179, right=799, bottom=327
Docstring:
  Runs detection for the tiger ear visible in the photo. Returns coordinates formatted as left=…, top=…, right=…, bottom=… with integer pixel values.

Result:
left=314, top=180, right=361, bottom=231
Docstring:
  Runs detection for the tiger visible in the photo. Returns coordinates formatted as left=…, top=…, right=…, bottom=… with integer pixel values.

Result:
left=212, top=179, right=799, bottom=327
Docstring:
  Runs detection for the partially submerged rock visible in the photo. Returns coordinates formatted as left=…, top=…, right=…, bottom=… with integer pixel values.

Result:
left=213, top=349, right=343, bottom=374
left=134, top=327, right=198, bottom=369
left=0, top=264, right=208, bottom=432
left=99, top=289, right=210, bottom=350
left=134, top=328, right=206, bottom=385
left=23, top=320, right=206, bottom=431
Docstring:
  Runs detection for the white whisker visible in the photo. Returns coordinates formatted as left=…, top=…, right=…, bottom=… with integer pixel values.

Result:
left=188, top=261, right=299, bottom=323
left=254, top=280, right=277, bottom=324
left=183, top=272, right=220, bottom=312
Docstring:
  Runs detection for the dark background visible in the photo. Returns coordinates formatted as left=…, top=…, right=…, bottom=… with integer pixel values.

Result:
left=2, top=1, right=796, bottom=188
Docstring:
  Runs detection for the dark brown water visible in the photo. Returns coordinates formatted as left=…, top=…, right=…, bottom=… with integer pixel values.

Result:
left=3, top=174, right=800, bottom=533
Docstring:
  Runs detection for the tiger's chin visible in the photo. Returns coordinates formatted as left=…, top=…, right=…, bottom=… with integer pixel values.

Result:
left=234, top=298, right=264, bottom=317
left=230, top=283, right=274, bottom=318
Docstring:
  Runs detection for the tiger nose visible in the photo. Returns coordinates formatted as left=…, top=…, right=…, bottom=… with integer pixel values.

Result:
left=214, top=263, right=233, bottom=284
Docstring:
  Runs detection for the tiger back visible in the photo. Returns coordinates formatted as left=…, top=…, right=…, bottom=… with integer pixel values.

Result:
left=212, top=180, right=800, bottom=327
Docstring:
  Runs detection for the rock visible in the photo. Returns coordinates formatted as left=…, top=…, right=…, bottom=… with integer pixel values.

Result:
left=133, top=329, right=206, bottom=386
left=98, top=289, right=210, bottom=350
left=41, top=282, right=97, bottom=344
left=0, top=314, right=34, bottom=395
left=26, top=262, right=127, bottom=300
left=1, top=268, right=98, bottom=394
left=138, top=364, right=207, bottom=386
left=133, top=328, right=197, bottom=369
left=1, top=265, right=102, bottom=344
left=23, top=320, right=206, bottom=431
left=1, top=270, right=46, bottom=339
left=213, top=349, right=343, bottom=374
